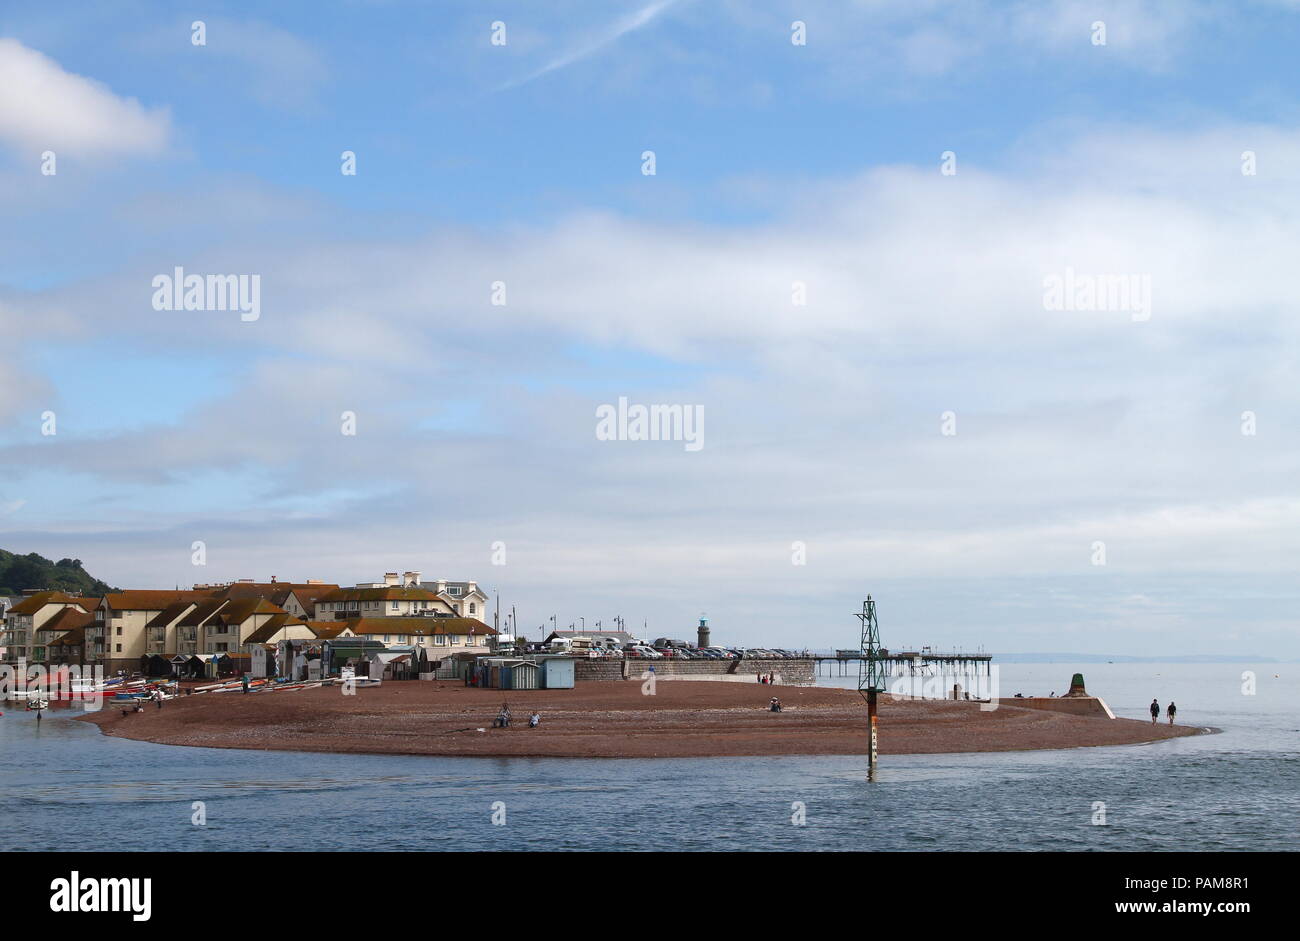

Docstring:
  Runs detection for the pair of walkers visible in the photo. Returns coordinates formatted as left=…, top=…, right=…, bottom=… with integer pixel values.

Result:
left=1150, top=699, right=1176, bottom=725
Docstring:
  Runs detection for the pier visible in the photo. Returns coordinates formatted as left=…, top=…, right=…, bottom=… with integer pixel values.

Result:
left=815, top=648, right=993, bottom=680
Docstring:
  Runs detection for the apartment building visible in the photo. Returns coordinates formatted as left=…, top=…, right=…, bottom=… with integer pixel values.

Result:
left=313, top=583, right=448, bottom=620
left=339, top=616, right=496, bottom=654
left=321, top=571, right=488, bottom=620
left=91, top=590, right=214, bottom=674
left=33, top=606, right=94, bottom=664
left=1, top=591, right=95, bottom=664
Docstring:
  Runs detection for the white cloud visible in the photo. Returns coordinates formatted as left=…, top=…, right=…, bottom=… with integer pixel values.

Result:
left=499, top=0, right=681, bottom=89
left=4, top=122, right=1299, bottom=652
left=0, top=38, right=170, bottom=155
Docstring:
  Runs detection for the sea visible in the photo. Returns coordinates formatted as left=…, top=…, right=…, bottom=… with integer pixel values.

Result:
left=1, top=662, right=1295, bottom=851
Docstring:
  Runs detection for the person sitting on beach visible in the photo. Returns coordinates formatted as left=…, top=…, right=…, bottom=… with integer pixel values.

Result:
left=1167, top=701, right=1177, bottom=725
left=529, top=712, right=540, bottom=728
left=1150, top=698, right=1160, bottom=725
left=769, top=697, right=782, bottom=713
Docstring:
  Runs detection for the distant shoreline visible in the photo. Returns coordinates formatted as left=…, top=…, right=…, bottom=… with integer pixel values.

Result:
left=77, top=681, right=1206, bottom=759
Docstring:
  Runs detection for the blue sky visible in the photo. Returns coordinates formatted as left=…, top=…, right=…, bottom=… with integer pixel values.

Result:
left=2, top=1, right=1299, bottom=656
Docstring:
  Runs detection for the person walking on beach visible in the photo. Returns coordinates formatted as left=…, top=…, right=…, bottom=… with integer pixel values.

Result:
left=241, top=674, right=250, bottom=694
left=1167, top=701, right=1177, bottom=725
left=1150, top=698, right=1160, bottom=724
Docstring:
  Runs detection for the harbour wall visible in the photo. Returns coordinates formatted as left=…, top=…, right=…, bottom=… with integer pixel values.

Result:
left=575, top=658, right=816, bottom=686
left=997, top=696, right=1115, bottom=719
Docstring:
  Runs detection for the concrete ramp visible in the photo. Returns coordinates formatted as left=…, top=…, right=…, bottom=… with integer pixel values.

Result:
left=998, top=696, right=1115, bottom=719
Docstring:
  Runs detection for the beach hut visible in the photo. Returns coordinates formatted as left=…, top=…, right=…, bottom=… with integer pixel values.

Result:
left=373, top=651, right=414, bottom=680
left=199, top=653, right=234, bottom=678
left=324, top=638, right=387, bottom=676
left=250, top=645, right=275, bottom=679
left=539, top=657, right=575, bottom=689
left=503, top=660, right=539, bottom=690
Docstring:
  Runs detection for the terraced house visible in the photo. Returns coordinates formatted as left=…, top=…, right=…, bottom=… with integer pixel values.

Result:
left=90, top=590, right=214, bottom=674
left=147, top=596, right=303, bottom=659
left=1, top=591, right=95, bottom=664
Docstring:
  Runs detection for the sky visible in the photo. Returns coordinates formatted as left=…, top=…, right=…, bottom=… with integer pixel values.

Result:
left=1, top=1, right=1298, bottom=657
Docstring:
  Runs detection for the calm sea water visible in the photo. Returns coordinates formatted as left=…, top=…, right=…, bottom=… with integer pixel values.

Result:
left=1, top=662, right=1295, bottom=851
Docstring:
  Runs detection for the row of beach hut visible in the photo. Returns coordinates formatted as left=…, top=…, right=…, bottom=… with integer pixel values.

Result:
left=468, top=656, right=574, bottom=690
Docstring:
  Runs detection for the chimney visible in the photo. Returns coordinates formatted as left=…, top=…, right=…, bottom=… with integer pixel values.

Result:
left=404, top=571, right=421, bottom=587
left=384, top=572, right=399, bottom=587
left=467, top=580, right=477, bottom=594
left=436, top=579, right=447, bottom=594
left=697, top=615, right=710, bottom=649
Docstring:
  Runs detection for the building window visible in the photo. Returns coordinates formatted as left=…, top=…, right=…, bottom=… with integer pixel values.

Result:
left=115, top=644, right=122, bottom=653
left=469, top=603, right=476, bottom=614
left=391, top=601, right=399, bottom=610
left=115, top=626, right=123, bottom=636
left=434, top=635, right=446, bottom=645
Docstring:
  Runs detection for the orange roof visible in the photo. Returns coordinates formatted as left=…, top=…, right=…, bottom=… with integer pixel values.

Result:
left=304, top=621, right=353, bottom=639
left=341, top=617, right=496, bottom=637
left=47, top=626, right=86, bottom=647
left=213, top=598, right=286, bottom=625
left=215, top=582, right=338, bottom=603
left=241, top=614, right=312, bottom=644
left=103, top=590, right=213, bottom=612
left=144, top=601, right=199, bottom=629
left=177, top=599, right=229, bottom=627
left=7, top=592, right=94, bottom=616
left=35, top=607, right=94, bottom=633
left=315, top=587, right=440, bottom=604
left=282, top=584, right=340, bottom=606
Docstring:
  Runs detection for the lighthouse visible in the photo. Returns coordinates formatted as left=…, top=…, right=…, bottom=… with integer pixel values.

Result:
left=696, top=615, right=710, bottom=649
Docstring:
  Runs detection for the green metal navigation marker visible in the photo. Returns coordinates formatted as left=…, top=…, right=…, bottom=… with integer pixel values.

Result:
left=856, top=595, right=885, bottom=774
